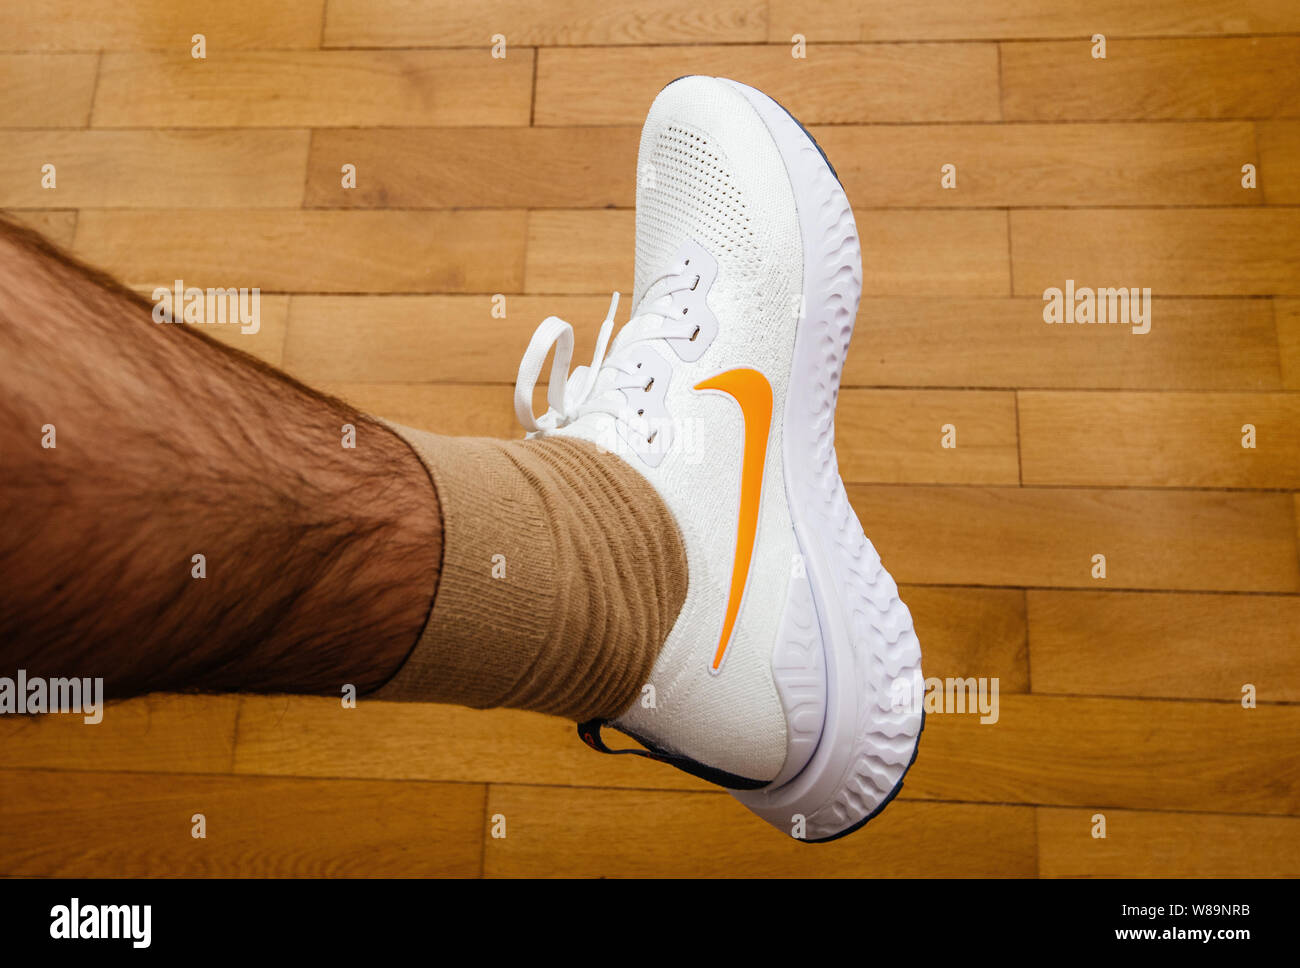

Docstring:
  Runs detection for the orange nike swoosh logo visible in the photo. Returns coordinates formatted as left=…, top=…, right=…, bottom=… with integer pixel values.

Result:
left=693, top=367, right=772, bottom=673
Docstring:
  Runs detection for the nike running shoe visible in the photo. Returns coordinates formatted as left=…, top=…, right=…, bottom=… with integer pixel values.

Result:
left=513, top=76, right=924, bottom=842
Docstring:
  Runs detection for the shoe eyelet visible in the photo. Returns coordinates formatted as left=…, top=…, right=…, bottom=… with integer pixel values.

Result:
left=681, top=306, right=689, bottom=316
left=637, top=408, right=644, bottom=417
left=689, top=325, right=700, bottom=342
left=690, top=275, right=700, bottom=291
left=644, top=377, right=654, bottom=391
left=647, top=430, right=658, bottom=444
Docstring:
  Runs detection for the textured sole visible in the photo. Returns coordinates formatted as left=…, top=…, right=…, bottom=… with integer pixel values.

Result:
left=723, top=79, right=926, bottom=843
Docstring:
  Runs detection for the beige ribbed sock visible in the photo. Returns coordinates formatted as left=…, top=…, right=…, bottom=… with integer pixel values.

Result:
left=373, top=425, right=688, bottom=721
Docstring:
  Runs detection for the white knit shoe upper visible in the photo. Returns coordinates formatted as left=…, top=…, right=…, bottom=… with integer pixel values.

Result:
left=515, top=74, right=925, bottom=839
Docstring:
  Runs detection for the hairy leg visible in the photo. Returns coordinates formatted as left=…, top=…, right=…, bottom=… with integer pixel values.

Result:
left=0, top=217, right=440, bottom=697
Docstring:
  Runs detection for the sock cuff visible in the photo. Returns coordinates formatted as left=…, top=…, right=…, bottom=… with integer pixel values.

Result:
left=373, top=427, right=555, bottom=709
left=374, top=424, right=687, bottom=721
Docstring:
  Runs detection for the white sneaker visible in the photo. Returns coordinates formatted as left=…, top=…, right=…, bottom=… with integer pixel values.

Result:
left=514, top=76, right=924, bottom=842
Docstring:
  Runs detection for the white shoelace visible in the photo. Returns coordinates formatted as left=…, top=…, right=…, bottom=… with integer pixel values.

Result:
left=514, top=265, right=701, bottom=438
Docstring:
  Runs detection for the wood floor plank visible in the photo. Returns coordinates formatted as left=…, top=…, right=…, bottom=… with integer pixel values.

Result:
left=324, top=0, right=765, bottom=47
left=229, top=677, right=1300, bottom=819
left=2, top=209, right=77, bottom=248
left=816, top=122, right=1259, bottom=208
left=907, top=695, right=1300, bottom=815
left=1037, top=807, right=1300, bottom=876
left=1028, top=590, right=1300, bottom=702
left=306, top=386, right=1023, bottom=474
left=504, top=211, right=1003, bottom=298
left=847, top=485, right=1300, bottom=591
left=1258, top=121, right=1300, bottom=204
left=91, top=51, right=534, bottom=128
left=525, top=211, right=633, bottom=294
left=232, top=696, right=711, bottom=791
left=0, top=1, right=323, bottom=51
left=0, top=130, right=310, bottom=208
left=73, top=210, right=527, bottom=294
left=0, top=694, right=238, bottom=775
left=318, top=383, right=519, bottom=438
left=526, top=210, right=1009, bottom=296
left=1019, top=391, right=1300, bottom=488
left=534, top=45, right=1000, bottom=126
left=309, top=121, right=1259, bottom=211
left=20, top=694, right=1296, bottom=823
left=279, top=300, right=1285, bottom=394
left=1277, top=299, right=1300, bottom=389
left=837, top=389, right=1020, bottom=484
left=282, top=295, right=611, bottom=385
left=306, top=127, right=639, bottom=210
left=861, top=210, right=1010, bottom=295
left=1010, top=210, right=1300, bottom=296
left=1002, top=38, right=1300, bottom=121
left=848, top=297, right=1282, bottom=390
left=0, top=769, right=484, bottom=876
left=0, top=53, right=97, bottom=126
left=901, top=586, right=1029, bottom=692
left=769, top=0, right=1300, bottom=42
left=484, top=788, right=1035, bottom=876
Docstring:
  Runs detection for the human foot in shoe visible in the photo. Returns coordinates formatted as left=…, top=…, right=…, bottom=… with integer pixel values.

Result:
left=514, top=76, right=924, bottom=842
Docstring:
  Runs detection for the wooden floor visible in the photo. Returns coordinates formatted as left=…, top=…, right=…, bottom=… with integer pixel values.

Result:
left=2, top=1, right=1299, bottom=877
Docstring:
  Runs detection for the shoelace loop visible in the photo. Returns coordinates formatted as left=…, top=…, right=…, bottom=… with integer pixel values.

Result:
left=513, top=265, right=700, bottom=438
left=513, top=292, right=621, bottom=434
